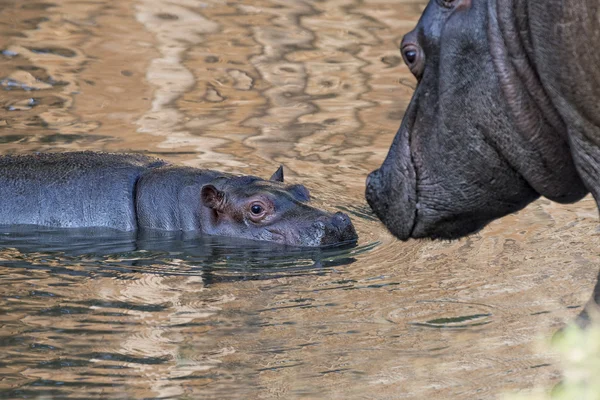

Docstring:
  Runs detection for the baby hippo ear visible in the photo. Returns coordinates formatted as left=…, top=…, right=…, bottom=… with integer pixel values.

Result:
left=201, top=185, right=225, bottom=210
left=287, top=184, right=310, bottom=202
left=269, top=165, right=284, bottom=182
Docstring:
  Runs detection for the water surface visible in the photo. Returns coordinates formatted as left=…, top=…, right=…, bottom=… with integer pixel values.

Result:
left=0, top=0, right=599, bottom=398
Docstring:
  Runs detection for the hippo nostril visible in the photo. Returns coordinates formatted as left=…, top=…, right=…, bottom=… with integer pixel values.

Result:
left=332, top=212, right=351, bottom=230
left=312, top=221, right=326, bottom=230
left=315, top=212, right=358, bottom=246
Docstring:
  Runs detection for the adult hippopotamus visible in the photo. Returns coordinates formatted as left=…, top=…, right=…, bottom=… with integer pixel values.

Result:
left=0, top=152, right=357, bottom=247
left=365, top=0, right=600, bottom=317
left=367, top=0, right=597, bottom=239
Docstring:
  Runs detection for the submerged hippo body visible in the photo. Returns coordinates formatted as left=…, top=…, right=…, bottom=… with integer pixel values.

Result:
left=0, top=152, right=357, bottom=247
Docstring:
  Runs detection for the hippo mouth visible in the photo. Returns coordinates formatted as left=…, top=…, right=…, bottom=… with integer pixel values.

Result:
left=266, top=212, right=358, bottom=248
left=280, top=212, right=358, bottom=248
left=367, top=165, right=499, bottom=240
left=265, top=228, right=287, bottom=244
left=365, top=118, right=542, bottom=241
left=366, top=169, right=416, bottom=241
left=365, top=121, right=418, bottom=241
left=365, top=120, right=492, bottom=241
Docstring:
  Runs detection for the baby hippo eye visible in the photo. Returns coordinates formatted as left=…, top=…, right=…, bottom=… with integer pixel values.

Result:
left=247, top=200, right=271, bottom=222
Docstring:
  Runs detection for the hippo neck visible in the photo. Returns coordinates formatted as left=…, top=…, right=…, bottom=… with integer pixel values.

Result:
left=488, top=0, right=566, bottom=138
left=135, top=167, right=226, bottom=232
left=486, top=0, right=588, bottom=204
left=510, top=0, right=600, bottom=207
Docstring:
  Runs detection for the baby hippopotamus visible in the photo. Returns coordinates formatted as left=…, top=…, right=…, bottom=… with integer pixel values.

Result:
left=0, top=152, right=357, bottom=247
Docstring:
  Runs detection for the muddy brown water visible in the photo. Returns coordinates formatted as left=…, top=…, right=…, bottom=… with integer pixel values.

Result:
left=0, top=1, right=598, bottom=399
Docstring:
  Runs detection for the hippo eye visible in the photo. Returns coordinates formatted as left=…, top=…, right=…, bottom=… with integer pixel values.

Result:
left=401, top=43, right=424, bottom=79
left=248, top=201, right=270, bottom=223
left=251, top=204, right=263, bottom=215
left=438, top=0, right=456, bottom=8
left=403, top=49, right=417, bottom=64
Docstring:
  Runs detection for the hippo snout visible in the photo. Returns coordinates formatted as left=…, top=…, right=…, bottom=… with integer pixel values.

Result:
left=314, top=211, right=357, bottom=246
left=365, top=168, right=388, bottom=225
left=365, top=169, right=379, bottom=207
left=331, top=211, right=351, bottom=230
left=366, top=154, right=417, bottom=240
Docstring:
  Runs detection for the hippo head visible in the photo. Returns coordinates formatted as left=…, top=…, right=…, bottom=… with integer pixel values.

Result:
left=200, top=166, right=358, bottom=247
left=366, top=0, right=588, bottom=240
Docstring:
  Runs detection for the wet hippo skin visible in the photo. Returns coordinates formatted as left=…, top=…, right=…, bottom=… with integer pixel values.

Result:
left=0, top=152, right=357, bottom=247
left=365, top=0, right=600, bottom=319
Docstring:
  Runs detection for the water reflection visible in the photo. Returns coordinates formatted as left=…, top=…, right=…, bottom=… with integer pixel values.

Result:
left=0, top=227, right=371, bottom=398
left=0, top=0, right=598, bottom=398
left=0, top=226, right=373, bottom=282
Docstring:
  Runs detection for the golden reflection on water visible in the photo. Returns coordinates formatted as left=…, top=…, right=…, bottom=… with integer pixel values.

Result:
left=0, top=0, right=598, bottom=398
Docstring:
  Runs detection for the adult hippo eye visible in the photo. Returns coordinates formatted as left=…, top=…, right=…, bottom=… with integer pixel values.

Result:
left=251, top=204, right=263, bottom=215
left=404, top=49, right=417, bottom=64
left=401, top=43, right=424, bottom=79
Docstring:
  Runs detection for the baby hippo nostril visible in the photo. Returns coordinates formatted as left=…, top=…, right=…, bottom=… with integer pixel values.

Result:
left=316, top=211, right=358, bottom=246
left=332, top=211, right=351, bottom=230
left=312, top=220, right=326, bottom=230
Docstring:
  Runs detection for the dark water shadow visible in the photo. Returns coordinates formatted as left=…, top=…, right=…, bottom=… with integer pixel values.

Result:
left=0, top=225, right=378, bottom=284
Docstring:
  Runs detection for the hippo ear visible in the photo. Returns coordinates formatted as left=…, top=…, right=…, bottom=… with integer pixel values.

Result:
left=269, top=165, right=284, bottom=182
left=287, top=184, right=310, bottom=202
left=201, top=185, right=225, bottom=210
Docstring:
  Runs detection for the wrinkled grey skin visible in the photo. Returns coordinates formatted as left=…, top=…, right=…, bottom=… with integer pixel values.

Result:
left=0, top=152, right=357, bottom=247
left=365, top=0, right=600, bottom=319
left=367, top=0, right=600, bottom=240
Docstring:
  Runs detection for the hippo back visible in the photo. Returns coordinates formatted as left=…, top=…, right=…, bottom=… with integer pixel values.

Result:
left=0, top=152, right=166, bottom=230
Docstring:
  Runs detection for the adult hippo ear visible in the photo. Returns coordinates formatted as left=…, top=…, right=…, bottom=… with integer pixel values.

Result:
left=366, top=0, right=589, bottom=240
left=200, top=185, right=226, bottom=211
left=269, top=166, right=284, bottom=183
